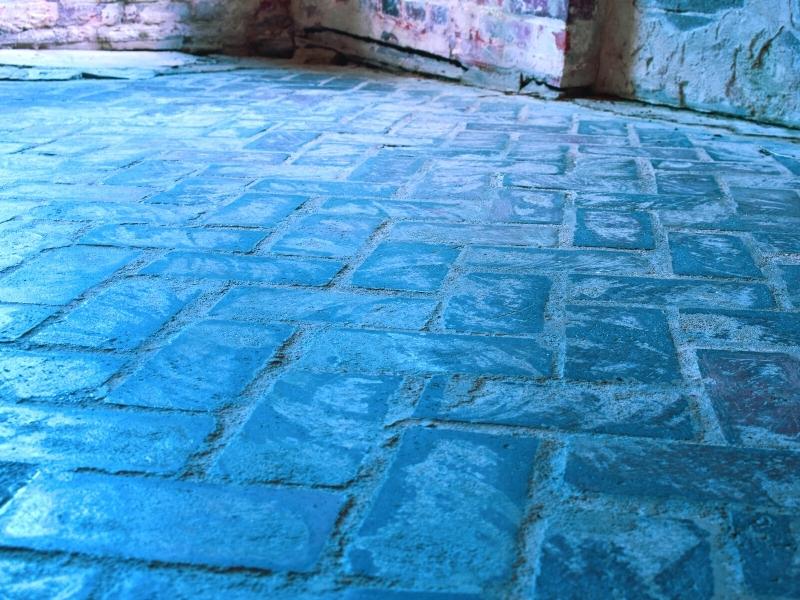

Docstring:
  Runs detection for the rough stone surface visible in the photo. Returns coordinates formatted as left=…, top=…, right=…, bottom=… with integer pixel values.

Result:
left=0, top=59, right=798, bottom=598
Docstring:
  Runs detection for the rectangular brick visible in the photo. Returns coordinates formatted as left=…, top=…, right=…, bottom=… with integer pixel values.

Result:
left=574, top=209, right=654, bottom=250
left=464, top=247, right=652, bottom=274
left=415, top=376, right=695, bottom=440
left=565, top=305, right=682, bottom=384
left=0, top=556, right=98, bottom=599
left=145, top=176, right=245, bottom=205
left=732, top=512, right=800, bottom=597
left=272, top=214, right=382, bottom=257
left=443, top=272, right=551, bottom=334
left=0, top=404, right=214, bottom=473
left=0, top=219, right=83, bottom=270
left=251, top=178, right=398, bottom=198
left=107, top=320, right=292, bottom=411
left=347, top=428, right=539, bottom=593
left=389, top=222, right=558, bottom=247
left=0, top=350, right=122, bottom=402
left=31, top=277, right=206, bottom=350
left=80, top=224, right=265, bottom=251
left=104, top=160, right=196, bottom=186
left=320, top=197, right=469, bottom=221
left=730, top=187, right=800, bottom=218
left=565, top=437, right=800, bottom=507
left=569, top=275, right=774, bottom=309
left=680, top=308, right=800, bottom=347
left=669, top=232, right=761, bottom=279
left=298, top=329, right=552, bottom=377
left=0, top=246, right=137, bottom=305
left=140, top=251, right=342, bottom=286
left=780, top=264, right=800, bottom=307
left=213, top=371, right=402, bottom=486
left=698, top=350, right=800, bottom=449
left=352, top=242, right=459, bottom=292
left=202, top=193, right=306, bottom=227
left=210, top=287, right=435, bottom=329
left=0, top=472, right=342, bottom=571
left=0, top=462, right=35, bottom=508
left=29, top=201, right=202, bottom=225
left=0, top=303, right=54, bottom=341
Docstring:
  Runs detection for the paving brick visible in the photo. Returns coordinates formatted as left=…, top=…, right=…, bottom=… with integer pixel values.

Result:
left=534, top=511, right=713, bottom=599
left=416, top=376, right=694, bottom=439
left=569, top=275, right=774, bottom=309
left=299, top=329, right=552, bottom=377
left=202, top=193, right=306, bottom=227
left=565, top=437, right=800, bottom=507
left=488, top=190, right=565, bottom=224
left=211, top=286, right=435, bottom=329
left=0, top=219, right=83, bottom=270
left=464, top=247, right=651, bottom=274
left=0, top=350, right=122, bottom=401
left=0, top=462, right=36, bottom=508
left=31, top=277, right=206, bottom=350
left=780, top=264, right=800, bottom=307
left=104, top=568, right=285, bottom=600
left=669, top=232, right=761, bottom=278
left=0, top=303, right=55, bottom=341
left=565, top=305, right=681, bottom=384
left=0, top=404, right=214, bottom=473
left=752, top=231, right=800, bottom=254
left=246, top=131, right=319, bottom=151
left=29, top=201, right=203, bottom=225
left=140, top=251, right=342, bottom=285
left=698, top=350, right=800, bottom=448
left=574, top=209, right=654, bottom=249
left=321, top=197, right=469, bottom=221
left=0, top=472, right=342, bottom=571
left=347, top=428, right=539, bottom=593
left=214, top=371, right=401, bottom=485
left=80, top=224, right=265, bottom=251
left=145, top=177, right=245, bottom=205
left=272, top=214, right=382, bottom=257
left=250, top=178, right=398, bottom=198
left=730, top=186, right=800, bottom=218
left=442, top=272, right=551, bottom=334
left=680, top=308, right=800, bottom=347
left=389, top=222, right=558, bottom=247
left=352, top=242, right=458, bottom=292
left=104, top=160, right=196, bottom=186
left=656, top=173, right=720, bottom=195
left=732, top=512, right=800, bottom=597
left=0, top=556, right=98, bottom=600
left=0, top=246, right=137, bottom=305
left=107, top=320, right=292, bottom=411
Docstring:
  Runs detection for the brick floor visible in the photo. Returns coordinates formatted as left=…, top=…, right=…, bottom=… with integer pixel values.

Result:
left=0, top=61, right=799, bottom=598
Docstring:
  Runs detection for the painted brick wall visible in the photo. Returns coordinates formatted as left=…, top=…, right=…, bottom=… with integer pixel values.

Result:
left=293, top=0, right=596, bottom=89
left=0, top=0, right=294, bottom=55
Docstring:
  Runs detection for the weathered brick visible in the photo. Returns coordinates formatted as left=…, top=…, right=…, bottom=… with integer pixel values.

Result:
left=464, top=247, right=651, bottom=274
left=140, top=250, right=342, bottom=285
left=347, top=428, right=539, bottom=593
left=0, top=556, right=98, bottom=600
left=106, top=320, right=292, bottom=411
left=250, top=178, right=398, bottom=198
left=104, top=160, right=196, bottom=186
left=272, top=214, right=382, bottom=257
left=680, top=308, right=800, bottom=347
left=732, top=512, right=800, bottom=597
left=352, top=242, right=458, bottom=292
left=443, top=272, right=551, bottom=334
left=213, top=371, right=401, bottom=485
left=780, top=264, right=800, bottom=307
left=80, top=224, right=265, bottom=251
left=574, top=209, right=654, bottom=249
left=669, top=232, right=761, bottom=279
left=730, top=187, right=800, bottom=218
left=0, top=461, right=35, bottom=508
left=0, top=246, right=137, bottom=305
left=0, top=472, right=342, bottom=571
left=202, top=193, right=306, bottom=227
left=210, top=286, right=436, bottom=329
left=0, top=303, right=54, bottom=341
left=390, top=222, right=558, bottom=247
left=298, top=329, right=552, bottom=377
left=0, top=404, right=214, bottom=472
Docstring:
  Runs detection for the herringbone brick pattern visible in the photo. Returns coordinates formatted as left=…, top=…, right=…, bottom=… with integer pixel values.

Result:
left=0, top=62, right=798, bottom=598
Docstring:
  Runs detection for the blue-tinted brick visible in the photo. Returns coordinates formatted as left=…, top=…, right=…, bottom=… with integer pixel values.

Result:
left=31, top=277, right=206, bottom=350
left=251, top=178, right=398, bottom=198
left=352, top=242, right=458, bottom=292
left=565, top=437, right=800, bottom=507
left=104, top=160, right=195, bottom=186
left=0, top=219, right=83, bottom=270
left=29, top=201, right=202, bottom=225
left=0, top=556, right=98, bottom=599
left=535, top=511, right=713, bottom=600
left=0, top=472, right=342, bottom=571
left=104, top=568, right=283, bottom=599
left=753, top=231, right=800, bottom=254
left=141, top=251, right=342, bottom=286
left=680, top=308, right=800, bottom=347
left=565, top=306, right=681, bottom=383
left=80, top=224, right=265, bottom=251
left=246, top=131, right=319, bottom=151
left=144, top=176, right=244, bottom=205
left=0, top=404, right=214, bottom=473
left=731, top=187, right=800, bottom=218
left=698, top=350, right=800, bottom=448
left=732, top=512, right=800, bottom=597
left=0, top=303, right=55, bottom=341
left=415, top=376, right=694, bottom=440
left=272, top=215, right=382, bottom=257
left=0, top=246, right=137, bottom=305
left=214, top=371, right=401, bottom=485
left=780, top=264, right=800, bottom=307
left=107, top=320, right=292, bottom=411
left=299, top=328, right=551, bottom=377
left=0, top=462, right=35, bottom=508
left=0, top=350, right=122, bottom=401
left=670, top=232, right=761, bottom=278
left=211, top=287, right=435, bottom=329
left=657, top=173, right=719, bottom=195
left=347, top=428, right=539, bottom=594
left=574, top=209, right=654, bottom=249
left=443, top=272, right=551, bottom=334
left=488, top=190, right=565, bottom=223
left=202, top=193, right=306, bottom=227
left=570, top=275, right=774, bottom=309
left=464, top=247, right=651, bottom=274
left=390, top=222, right=557, bottom=247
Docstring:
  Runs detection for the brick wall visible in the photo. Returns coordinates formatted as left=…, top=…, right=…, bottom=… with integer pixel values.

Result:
left=0, top=0, right=294, bottom=55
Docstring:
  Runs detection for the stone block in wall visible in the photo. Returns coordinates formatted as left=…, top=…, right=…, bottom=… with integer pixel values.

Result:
left=0, top=1, right=59, bottom=33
